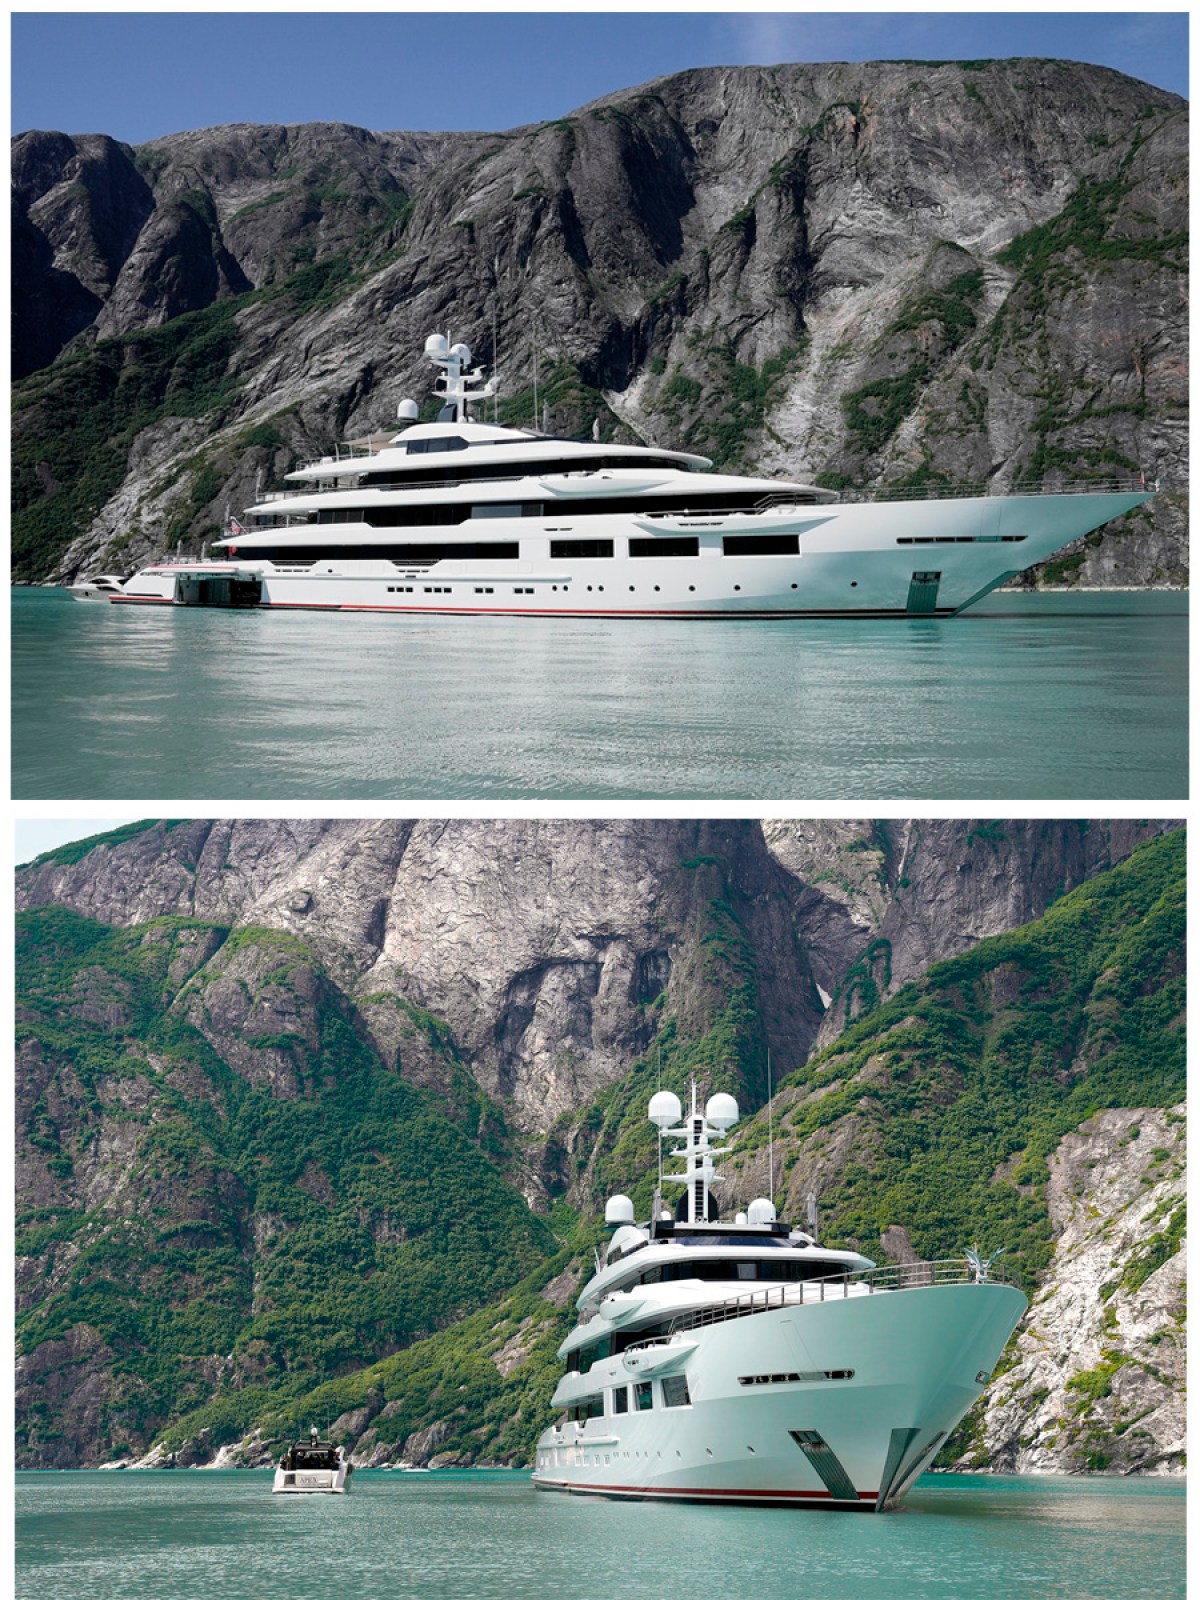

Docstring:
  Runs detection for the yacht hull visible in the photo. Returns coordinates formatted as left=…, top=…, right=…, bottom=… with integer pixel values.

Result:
left=113, top=492, right=1150, bottom=618
left=532, top=1282, right=1025, bottom=1510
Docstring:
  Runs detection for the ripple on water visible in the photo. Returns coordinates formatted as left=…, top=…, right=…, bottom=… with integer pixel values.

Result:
left=15, top=1470, right=1186, bottom=1600
left=11, top=589, right=1187, bottom=799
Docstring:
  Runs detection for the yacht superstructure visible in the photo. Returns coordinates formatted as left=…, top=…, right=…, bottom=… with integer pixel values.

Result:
left=531, top=1086, right=1025, bottom=1510
left=108, top=334, right=1153, bottom=617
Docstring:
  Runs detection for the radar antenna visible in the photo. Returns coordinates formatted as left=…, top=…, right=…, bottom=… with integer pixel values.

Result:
left=767, top=1048, right=774, bottom=1206
left=422, top=333, right=496, bottom=423
left=650, top=1080, right=739, bottom=1225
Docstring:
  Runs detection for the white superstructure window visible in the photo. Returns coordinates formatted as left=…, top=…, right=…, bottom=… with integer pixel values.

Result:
left=661, top=1376, right=691, bottom=1408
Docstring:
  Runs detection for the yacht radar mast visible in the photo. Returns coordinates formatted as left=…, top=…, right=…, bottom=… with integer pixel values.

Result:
left=422, top=333, right=497, bottom=423
left=651, top=1082, right=739, bottom=1224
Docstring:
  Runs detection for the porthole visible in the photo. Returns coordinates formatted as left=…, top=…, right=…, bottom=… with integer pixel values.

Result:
left=850, top=581, right=858, bottom=588
left=791, top=583, right=798, bottom=590
left=733, top=585, right=741, bottom=592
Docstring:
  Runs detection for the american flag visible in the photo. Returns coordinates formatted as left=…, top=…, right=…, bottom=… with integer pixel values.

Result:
left=229, top=517, right=244, bottom=535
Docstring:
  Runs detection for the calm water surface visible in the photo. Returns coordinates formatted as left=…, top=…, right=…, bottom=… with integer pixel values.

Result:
left=15, top=1470, right=1185, bottom=1600
left=11, top=588, right=1187, bottom=800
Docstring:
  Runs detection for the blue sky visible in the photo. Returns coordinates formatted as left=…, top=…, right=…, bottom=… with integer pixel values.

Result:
left=15, top=818, right=143, bottom=865
left=11, top=10, right=1187, bottom=144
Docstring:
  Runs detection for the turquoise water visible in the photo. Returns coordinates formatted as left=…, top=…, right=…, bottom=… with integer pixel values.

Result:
left=15, top=1470, right=1185, bottom=1600
left=11, top=588, right=1187, bottom=800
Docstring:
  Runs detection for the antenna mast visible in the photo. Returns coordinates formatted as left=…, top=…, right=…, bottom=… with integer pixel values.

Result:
left=767, top=1048, right=774, bottom=1206
left=653, top=1080, right=738, bottom=1225
left=422, top=333, right=495, bottom=423
left=492, top=257, right=500, bottom=423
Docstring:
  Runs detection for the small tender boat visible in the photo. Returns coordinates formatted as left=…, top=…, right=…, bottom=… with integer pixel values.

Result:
left=68, top=574, right=127, bottom=602
left=273, top=1428, right=353, bottom=1494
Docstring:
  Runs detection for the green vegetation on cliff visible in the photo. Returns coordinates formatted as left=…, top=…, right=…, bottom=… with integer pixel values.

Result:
left=770, top=829, right=1185, bottom=1288
left=16, top=909, right=554, bottom=1462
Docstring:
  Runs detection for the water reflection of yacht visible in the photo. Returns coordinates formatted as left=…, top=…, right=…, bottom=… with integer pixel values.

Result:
left=532, top=1085, right=1025, bottom=1510
left=105, top=334, right=1152, bottom=618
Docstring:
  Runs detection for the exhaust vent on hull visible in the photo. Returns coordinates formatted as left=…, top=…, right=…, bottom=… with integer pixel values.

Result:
left=789, top=1429, right=861, bottom=1503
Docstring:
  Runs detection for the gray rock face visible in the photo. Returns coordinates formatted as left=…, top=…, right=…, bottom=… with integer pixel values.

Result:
left=12, top=59, right=1186, bottom=586
left=19, top=818, right=1175, bottom=1137
left=962, top=1105, right=1185, bottom=1475
left=763, top=817, right=1173, bottom=1044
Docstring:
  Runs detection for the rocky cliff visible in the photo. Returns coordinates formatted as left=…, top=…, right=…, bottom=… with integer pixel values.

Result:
left=961, top=1103, right=1185, bottom=1475
left=15, top=820, right=1185, bottom=1471
left=12, top=58, right=1187, bottom=586
left=16, top=816, right=1172, bottom=1141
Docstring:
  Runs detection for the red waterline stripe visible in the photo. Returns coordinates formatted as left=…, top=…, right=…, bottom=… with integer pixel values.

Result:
left=534, top=1479, right=877, bottom=1500
left=259, top=603, right=936, bottom=619
left=110, top=598, right=954, bottom=619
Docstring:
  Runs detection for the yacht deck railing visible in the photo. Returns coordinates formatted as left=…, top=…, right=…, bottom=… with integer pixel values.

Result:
left=665, top=1259, right=1011, bottom=1337
left=253, top=474, right=1157, bottom=510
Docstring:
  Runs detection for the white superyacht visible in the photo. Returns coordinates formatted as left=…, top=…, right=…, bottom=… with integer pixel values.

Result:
left=532, top=1086, right=1025, bottom=1510
left=108, top=334, right=1152, bottom=618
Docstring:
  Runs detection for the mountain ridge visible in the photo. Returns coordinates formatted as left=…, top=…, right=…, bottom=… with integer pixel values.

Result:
left=12, top=57, right=1187, bottom=585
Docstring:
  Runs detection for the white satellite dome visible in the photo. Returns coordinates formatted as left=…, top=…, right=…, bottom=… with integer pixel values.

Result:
left=747, top=1197, right=777, bottom=1224
left=424, top=332, right=450, bottom=357
left=705, top=1092, right=739, bottom=1130
left=604, top=1194, right=635, bottom=1226
left=648, top=1090, right=682, bottom=1129
left=396, top=398, right=419, bottom=422
left=449, top=341, right=473, bottom=365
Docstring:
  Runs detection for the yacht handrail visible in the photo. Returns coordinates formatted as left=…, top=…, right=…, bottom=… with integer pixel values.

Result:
left=665, top=1258, right=1012, bottom=1336
left=838, top=476, right=1157, bottom=503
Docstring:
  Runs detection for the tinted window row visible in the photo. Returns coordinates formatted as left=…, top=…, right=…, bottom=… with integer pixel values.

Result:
left=241, top=533, right=802, bottom=561
left=565, top=1377, right=688, bottom=1422
left=293, top=491, right=777, bottom=527
left=365, top=453, right=691, bottom=485
left=635, top=1258, right=848, bottom=1286
left=229, top=543, right=521, bottom=564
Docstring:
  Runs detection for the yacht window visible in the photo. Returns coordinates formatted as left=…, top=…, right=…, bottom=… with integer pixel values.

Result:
left=661, top=1377, right=690, bottom=1408
left=738, top=1370, right=855, bottom=1385
left=405, top=436, right=469, bottom=454
left=634, top=1382, right=654, bottom=1412
left=638, top=1258, right=843, bottom=1286
left=628, top=537, right=700, bottom=559
left=237, top=543, right=520, bottom=564
left=362, top=454, right=690, bottom=488
left=612, top=1386, right=630, bottom=1415
left=471, top=503, right=538, bottom=518
left=723, top=534, right=800, bottom=556
left=550, top=539, right=614, bottom=559
left=567, top=1395, right=605, bottom=1422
